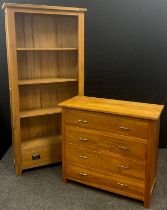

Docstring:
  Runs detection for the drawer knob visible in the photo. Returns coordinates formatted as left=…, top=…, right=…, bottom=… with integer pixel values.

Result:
left=119, top=126, right=131, bottom=131
left=117, top=145, right=129, bottom=151
left=32, top=153, right=40, bottom=160
left=79, top=155, right=88, bottom=159
left=79, top=137, right=88, bottom=141
left=78, top=119, right=88, bottom=123
left=117, top=183, right=128, bottom=188
left=79, top=172, right=88, bottom=176
left=117, top=165, right=130, bottom=170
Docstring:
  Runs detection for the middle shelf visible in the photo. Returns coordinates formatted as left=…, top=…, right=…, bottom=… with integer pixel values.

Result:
left=18, top=78, right=78, bottom=86
left=20, top=107, right=61, bottom=118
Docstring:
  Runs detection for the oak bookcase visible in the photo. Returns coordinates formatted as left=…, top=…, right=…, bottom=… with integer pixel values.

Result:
left=3, top=3, right=87, bottom=175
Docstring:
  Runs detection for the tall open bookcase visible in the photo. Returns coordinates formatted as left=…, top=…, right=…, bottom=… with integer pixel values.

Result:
left=3, top=3, right=86, bottom=175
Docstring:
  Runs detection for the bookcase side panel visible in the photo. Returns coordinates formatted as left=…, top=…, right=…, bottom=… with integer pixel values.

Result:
left=5, top=8, right=22, bottom=175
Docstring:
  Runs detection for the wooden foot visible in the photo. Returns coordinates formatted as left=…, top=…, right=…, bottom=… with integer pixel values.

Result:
left=15, top=163, right=22, bottom=176
left=144, top=198, right=151, bottom=209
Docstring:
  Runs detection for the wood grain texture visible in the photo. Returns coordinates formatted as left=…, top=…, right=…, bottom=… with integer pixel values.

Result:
left=20, top=114, right=61, bottom=140
left=17, top=51, right=77, bottom=80
left=66, top=126, right=147, bottom=161
left=19, top=83, right=77, bottom=111
left=78, top=13, right=85, bottom=95
left=59, top=96, right=164, bottom=120
left=144, top=120, right=160, bottom=208
left=66, top=109, right=148, bottom=139
left=17, top=48, right=78, bottom=51
left=2, top=3, right=87, bottom=12
left=4, top=4, right=86, bottom=174
left=4, top=8, right=22, bottom=176
left=62, top=109, right=67, bottom=182
left=60, top=96, right=163, bottom=208
left=15, top=13, right=78, bottom=48
left=21, top=135, right=62, bottom=169
left=18, top=78, right=77, bottom=85
left=67, top=164, right=145, bottom=201
left=66, top=145, right=145, bottom=181
left=20, top=107, right=62, bottom=118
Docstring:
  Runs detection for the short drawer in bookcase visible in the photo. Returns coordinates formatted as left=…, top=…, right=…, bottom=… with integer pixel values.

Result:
left=21, top=140, right=61, bottom=169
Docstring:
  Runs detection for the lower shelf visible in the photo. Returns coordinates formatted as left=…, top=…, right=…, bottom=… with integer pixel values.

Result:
left=21, top=135, right=62, bottom=170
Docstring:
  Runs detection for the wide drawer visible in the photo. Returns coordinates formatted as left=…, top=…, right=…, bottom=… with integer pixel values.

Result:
left=66, top=109, right=148, bottom=139
left=66, top=126, right=147, bottom=161
left=21, top=141, right=62, bottom=169
left=66, top=164, right=144, bottom=201
left=66, top=145, right=145, bottom=182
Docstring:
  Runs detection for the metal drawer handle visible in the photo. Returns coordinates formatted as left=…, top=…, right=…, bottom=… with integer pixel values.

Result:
left=119, top=126, right=131, bottom=130
left=79, top=155, right=88, bottom=159
left=79, top=172, right=88, bottom=176
left=79, top=137, right=88, bottom=141
left=117, top=165, right=130, bottom=169
left=117, top=183, right=128, bottom=188
left=118, top=145, right=129, bottom=150
left=78, top=119, right=88, bottom=123
left=32, top=153, right=40, bottom=160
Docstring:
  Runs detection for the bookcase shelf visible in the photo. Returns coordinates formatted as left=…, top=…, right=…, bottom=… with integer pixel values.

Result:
left=4, top=3, right=86, bottom=175
left=17, top=48, right=78, bottom=51
left=22, top=135, right=61, bottom=150
left=20, top=107, right=62, bottom=118
left=18, top=78, right=78, bottom=85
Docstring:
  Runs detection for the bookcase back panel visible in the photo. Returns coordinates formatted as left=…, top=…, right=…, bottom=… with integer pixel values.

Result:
left=19, top=83, right=78, bottom=111
left=21, top=114, right=61, bottom=140
left=15, top=13, right=78, bottom=48
left=17, top=51, right=78, bottom=80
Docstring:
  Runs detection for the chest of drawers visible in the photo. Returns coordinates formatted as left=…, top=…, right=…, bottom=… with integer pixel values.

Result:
left=59, top=96, right=164, bottom=208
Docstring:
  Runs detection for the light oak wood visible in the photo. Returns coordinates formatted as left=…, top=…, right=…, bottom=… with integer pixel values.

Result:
left=59, top=96, right=164, bottom=120
left=20, top=107, right=62, bottom=118
left=78, top=14, right=85, bottom=95
left=2, top=3, right=87, bottom=12
left=4, top=7, right=22, bottom=176
left=4, top=4, right=86, bottom=175
left=17, top=51, right=77, bottom=80
left=66, top=109, right=148, bottom=139
left=18, top=78, right=77, bottom=85
left=21, top=115, right=61, bottom=140
left=60, top=96, right=164, bottom=208
left=66, top=126, right=147, bottom=161
left=21, top=135, right=61, bottom=169
left=16, top=48, right=78, bottom=51
left=67, top=164, right=145, bottom=201
left=66, top=145, right=145, bottom=181
left=19, top=83, right=77, bottom=112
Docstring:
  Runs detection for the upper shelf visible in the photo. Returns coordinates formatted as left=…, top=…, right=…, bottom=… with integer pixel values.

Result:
left=16, top=48, right=78, bottom=51
left=18, top=78, right=78, bottom=85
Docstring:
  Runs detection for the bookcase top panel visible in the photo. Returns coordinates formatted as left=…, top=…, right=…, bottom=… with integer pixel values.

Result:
left=2, top=3, right=87, bottom=12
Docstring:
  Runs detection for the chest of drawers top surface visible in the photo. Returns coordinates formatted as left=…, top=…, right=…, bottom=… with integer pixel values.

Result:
left=59, top=96, right=164, bottom=120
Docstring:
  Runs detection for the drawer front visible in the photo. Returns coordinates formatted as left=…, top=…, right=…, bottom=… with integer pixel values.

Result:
left=66, top=164, right=144, bottom=200
left=66, top=145, right=145, bottom=182
left=66, top=109, right=148, bottom=139
left=66, top=126, right=147, bottom=160
left=22, top=142, right=61, bottom=169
